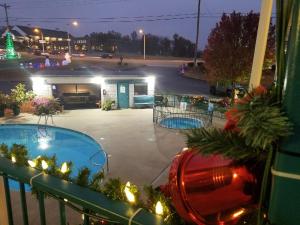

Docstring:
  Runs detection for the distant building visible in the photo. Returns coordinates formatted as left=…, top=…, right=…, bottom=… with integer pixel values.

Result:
left=73, top=36, right=90, bottom=52
left=1, top=25, right=72, bottom=52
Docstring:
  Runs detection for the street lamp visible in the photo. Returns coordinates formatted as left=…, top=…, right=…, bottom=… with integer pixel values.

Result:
left=34, top=28, right=45, bottom=54
left=66, top=20, right=79, bottom=54
left=139, top=29, right=146, bottom=60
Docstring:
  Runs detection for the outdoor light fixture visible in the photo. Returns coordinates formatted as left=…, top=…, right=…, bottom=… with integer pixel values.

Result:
left=124, top=182, right=135, bottom=203
left=91, top=76, right=105, bottom=87
left=155, top=201, right=164, bottom=215
left=28, top=160, right=36, bottom=168
left=146, top=76, right=155, bottom=84
left=11, top=156, right=16, bottom=163
left=41, top=160, right=48, bottom=170
left=60, top=162, right=68, bottom=174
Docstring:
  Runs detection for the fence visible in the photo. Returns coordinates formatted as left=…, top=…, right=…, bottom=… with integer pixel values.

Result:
left=153, top=99, right=213, bottom=129
left=0, top=157, right=165, bottom=225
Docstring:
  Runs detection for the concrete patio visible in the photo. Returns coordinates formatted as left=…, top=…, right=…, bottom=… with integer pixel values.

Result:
left=0, top=108, right=187, bottom=186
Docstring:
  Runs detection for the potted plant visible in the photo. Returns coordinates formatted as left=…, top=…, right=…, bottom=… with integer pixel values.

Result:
left=32, top=97, right=60, bottom=116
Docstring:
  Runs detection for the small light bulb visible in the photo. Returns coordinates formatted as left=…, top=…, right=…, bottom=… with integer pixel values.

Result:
left=233, top=173, right=238, bottom=179
left=61, top=162, right=68, bottom=174
left=124, top=182, right=135, bottom=203
left=28, top=160, right=36, bottom=168
left=11, top=156, right=16, bottom=163
left=41, top=160, right=48, bottom=170
left=155, top=201, right=164, bottom=215
left=232, top=209, right=245, bottom=218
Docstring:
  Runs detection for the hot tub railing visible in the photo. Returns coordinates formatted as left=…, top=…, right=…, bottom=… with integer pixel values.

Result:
left=153, top=105, right=213, bottom=128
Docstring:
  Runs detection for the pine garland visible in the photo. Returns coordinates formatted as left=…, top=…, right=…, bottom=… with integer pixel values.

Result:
left=0, top=143, right=180, bottom=225
left=186, top=86, right=292, bottom=160
left=187, top=128, right=264, bottom=161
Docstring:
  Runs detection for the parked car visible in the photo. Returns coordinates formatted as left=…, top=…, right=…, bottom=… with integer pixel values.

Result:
left=99, top=52, right=113, bottom=59
left=209, top=83, right=246, bottom=97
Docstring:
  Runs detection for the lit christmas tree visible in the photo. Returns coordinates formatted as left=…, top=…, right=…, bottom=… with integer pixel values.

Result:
left=5, top=31, right=18, bottom=59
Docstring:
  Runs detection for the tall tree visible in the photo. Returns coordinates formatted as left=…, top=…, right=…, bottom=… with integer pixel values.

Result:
left=203, top=11, right=275, bottom=85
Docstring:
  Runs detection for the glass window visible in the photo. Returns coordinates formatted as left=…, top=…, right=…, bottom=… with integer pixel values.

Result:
left=134, top=84, right=148, bottom=95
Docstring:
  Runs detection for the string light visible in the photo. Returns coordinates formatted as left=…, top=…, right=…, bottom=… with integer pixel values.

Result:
left=60, top=162, right=68, bottom=174
left=124, top=182, right=135, bottom=203
left=155, top=201, right=164, bottom=215
left=232, top=208, right=245, bottom=218
left=28, top=160, right=36, bottom=168
left=41, top=160, right=48, bottom=170
left=11, top=156, right=16, bottom=163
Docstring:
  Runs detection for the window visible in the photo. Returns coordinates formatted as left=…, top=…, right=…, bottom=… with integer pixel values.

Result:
left=134, top=84, right=148, bottom=95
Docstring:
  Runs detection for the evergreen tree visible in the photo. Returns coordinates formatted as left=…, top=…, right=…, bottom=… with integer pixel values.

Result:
left=5, top=31, right=17, bottom=59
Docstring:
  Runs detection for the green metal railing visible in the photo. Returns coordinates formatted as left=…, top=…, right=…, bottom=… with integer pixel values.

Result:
left=0, top=157, right=165, bottom=225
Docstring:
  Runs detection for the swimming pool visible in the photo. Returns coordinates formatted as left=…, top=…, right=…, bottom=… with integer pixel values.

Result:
left=160, top=117, right=204, bottom=129
left=0, top=124, right=106, bottom=189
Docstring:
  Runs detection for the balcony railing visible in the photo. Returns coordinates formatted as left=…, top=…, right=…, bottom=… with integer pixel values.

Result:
left=0, top=157, right=165, bottom=225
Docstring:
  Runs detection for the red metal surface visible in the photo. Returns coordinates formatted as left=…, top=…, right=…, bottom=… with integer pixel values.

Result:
left=168, top=149, right=257, bottom=225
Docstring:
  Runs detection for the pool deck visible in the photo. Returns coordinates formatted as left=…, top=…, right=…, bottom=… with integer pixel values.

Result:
left=0, top=108, right=225, bottom=224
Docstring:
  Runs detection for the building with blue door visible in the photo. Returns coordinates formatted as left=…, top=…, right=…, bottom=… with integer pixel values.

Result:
left=30, top=70, right=155, bottom=109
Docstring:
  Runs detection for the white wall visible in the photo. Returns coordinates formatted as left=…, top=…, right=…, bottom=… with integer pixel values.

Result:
left=32, top=78, right=53, bottom=97
left=101, top=83, right=117, bottom=106
left=129, top=84, right=134, bottom=107
left=148, top=84, right=155, bottom=95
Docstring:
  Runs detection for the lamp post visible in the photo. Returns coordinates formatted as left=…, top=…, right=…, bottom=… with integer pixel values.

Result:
left=66, top=21, right=78, bottom=55
left=139, top=29, right=146, bottom=60
left=34, top=28, right=45, bottom=54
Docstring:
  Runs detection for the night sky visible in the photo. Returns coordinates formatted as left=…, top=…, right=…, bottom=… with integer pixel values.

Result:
left=1, top=0, right=267, bottom=49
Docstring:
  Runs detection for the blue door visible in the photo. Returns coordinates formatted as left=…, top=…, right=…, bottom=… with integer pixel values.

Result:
left=117, top=83, right=129, bottom=108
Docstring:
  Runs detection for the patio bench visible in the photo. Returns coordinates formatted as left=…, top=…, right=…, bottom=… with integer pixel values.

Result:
left=133, top=95, right=154, bottom=108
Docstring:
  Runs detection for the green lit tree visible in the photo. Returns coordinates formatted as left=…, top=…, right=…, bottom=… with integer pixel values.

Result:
left=5, top=31, right=17, bottom=59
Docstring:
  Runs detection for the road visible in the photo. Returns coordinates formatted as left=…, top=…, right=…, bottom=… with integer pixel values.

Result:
left=141, top=66, right=209, bottom=96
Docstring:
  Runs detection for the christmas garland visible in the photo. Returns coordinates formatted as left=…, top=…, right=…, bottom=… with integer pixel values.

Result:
left=186, top=86, right=292, bottom=224
left=0, top=144, right=182, bottom=225
left=187, top=86, right=292, bottom=161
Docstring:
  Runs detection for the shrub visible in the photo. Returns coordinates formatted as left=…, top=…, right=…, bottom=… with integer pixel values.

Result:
left=102, top=100, right=115, bottom=111
left=10, top=83, right=35, bottom=104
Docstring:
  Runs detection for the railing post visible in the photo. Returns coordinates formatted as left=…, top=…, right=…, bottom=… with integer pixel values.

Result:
left=59, top=201, right=66, bottom=225
left=38, top=191, right=46, bottom=225
left=0, top=176, right=9, bottom=225
left=3, top=175, right=14, bottom=225
left=83, top=209, right=90, bottom=225
left=19, top=182, right=29, bottom=225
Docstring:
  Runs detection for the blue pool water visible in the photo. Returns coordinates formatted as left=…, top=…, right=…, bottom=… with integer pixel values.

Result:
left=160, top=117, right=203, bottom=129
left=0, top=124, right=106, bottom=190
